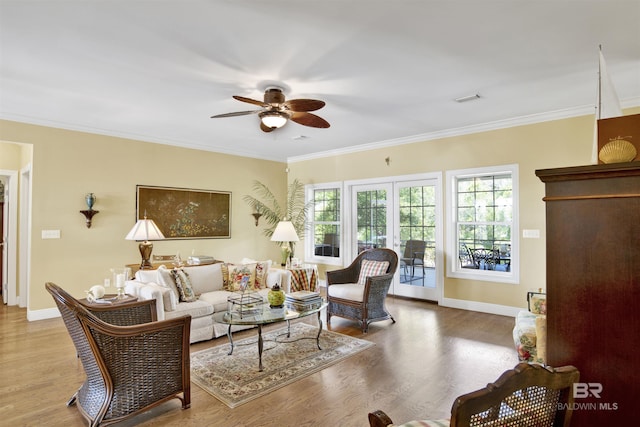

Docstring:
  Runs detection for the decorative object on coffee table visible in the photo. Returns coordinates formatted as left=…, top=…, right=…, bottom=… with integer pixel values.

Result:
left=268, top=283, right=285, bottom=308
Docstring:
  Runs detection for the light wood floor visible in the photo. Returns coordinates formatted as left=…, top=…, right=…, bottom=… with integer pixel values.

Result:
left=0, top=296, right=517, bottom=427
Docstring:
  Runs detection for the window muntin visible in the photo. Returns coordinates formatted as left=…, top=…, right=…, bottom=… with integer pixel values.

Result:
left=356, top=189, right=387, bottom=252
left=447, top=165, right=518, bottom=283
left=399, top=185, right=436, bottom=269
left=306, top=184, right=342, bottom=264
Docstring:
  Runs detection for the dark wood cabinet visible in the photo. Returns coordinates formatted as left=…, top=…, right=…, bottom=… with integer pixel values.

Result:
left=536, top=162, right=640, bottom=425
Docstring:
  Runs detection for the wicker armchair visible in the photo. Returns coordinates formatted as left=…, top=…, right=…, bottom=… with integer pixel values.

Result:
left=326, top=248, right=398, bottom=332
left=46, top=282, right=191, bottom=427
left=368, top=363, right=580, bottom=427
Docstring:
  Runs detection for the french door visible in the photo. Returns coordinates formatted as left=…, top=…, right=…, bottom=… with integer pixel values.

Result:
left=349, top=174, right=442, bottom=302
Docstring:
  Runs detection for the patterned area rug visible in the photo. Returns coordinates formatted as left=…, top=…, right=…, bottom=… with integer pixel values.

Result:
left=191, top=322, right=374, bottom=408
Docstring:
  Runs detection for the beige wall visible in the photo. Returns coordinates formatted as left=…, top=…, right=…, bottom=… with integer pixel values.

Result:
left=288, top=107, right=640, bottom=309
left=2, top=107, right=638, bottom=315
left=0, top=141, right=24, bottom=169
left=1, top=120, right=287, bottom=312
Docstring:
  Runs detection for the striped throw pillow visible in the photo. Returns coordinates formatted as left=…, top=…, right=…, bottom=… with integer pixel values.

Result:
left=357, top=259, right=390, bottom=285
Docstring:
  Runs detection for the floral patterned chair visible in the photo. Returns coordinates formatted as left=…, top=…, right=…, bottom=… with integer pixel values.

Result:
left=513, top=291, right=547, bottom=364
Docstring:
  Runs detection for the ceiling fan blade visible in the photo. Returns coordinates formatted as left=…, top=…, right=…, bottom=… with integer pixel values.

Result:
left=210, top=110, right=261, bottom=118
left=290, top=112, right=330, bottom=128
left=284, top=99, right=326, bottom=112
left=233, top=95, right=269, bottom=108
left=260, top=122, right=276, bottom=132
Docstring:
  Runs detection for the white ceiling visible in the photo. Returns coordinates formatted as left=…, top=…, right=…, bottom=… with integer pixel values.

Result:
left=1, top=0, right=639, bottom=162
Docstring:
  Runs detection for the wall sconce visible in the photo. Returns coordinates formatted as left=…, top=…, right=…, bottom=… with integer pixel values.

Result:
left=251, top=211, right=263, bottom=226
left=80, top=193, right=99, bottom=228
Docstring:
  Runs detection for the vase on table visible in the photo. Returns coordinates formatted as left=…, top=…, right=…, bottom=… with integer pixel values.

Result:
left=268, top=283, right=285, bottom=309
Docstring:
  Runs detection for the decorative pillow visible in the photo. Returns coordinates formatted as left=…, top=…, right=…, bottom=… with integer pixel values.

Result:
left=171, top=268, right=197, bottom=302
left=227, top=264, right=255, bottom=291
left=530, top=294, right=547, bottom=315
left=221, top=263, right=231, bottom=290
left=357, top=259, right=390, bottom=285
left=254, top=260, right=272, bottom=289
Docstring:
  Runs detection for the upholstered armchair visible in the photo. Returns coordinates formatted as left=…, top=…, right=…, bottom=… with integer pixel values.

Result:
left=368, top=363, right=580, bottom=427
left=46, top=282, right=191, bottom=427
left=326, top=248, right=398, bottom=332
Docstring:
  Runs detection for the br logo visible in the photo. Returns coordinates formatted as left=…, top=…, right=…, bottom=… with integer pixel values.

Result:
left=573, top=383, right=603, bottom=399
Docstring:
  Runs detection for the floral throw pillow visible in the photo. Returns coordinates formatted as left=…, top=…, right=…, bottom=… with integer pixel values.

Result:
left=357, top=259, right=390, bottom=285
left=171, top=268, right=197, bottom=302
left=254, top=260, right=272, bottom=289
left=530, top=294, right=547, bottom=315
left=227, top=264, right=255, bottom=291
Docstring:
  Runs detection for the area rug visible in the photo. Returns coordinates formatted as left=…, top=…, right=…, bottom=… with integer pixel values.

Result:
left=190, top=322, right=374, bottom=408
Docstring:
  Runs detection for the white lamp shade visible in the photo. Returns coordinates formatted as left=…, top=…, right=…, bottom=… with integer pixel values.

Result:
left=125, top=219, right=165, bottom=241
left=271, top=220, right=299, bottom=242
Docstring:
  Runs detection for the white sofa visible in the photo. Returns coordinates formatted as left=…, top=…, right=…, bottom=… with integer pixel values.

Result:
left=125, top=260, right=291, bottom=343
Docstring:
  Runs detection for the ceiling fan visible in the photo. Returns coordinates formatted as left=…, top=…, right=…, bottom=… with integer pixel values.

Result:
left=211, top=87, right=330, bottom=132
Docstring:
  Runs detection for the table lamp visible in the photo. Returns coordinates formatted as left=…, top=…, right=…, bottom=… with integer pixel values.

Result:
left=271, top=219, right=299, bottom=267
left=125, top=216, right=165, bottom=269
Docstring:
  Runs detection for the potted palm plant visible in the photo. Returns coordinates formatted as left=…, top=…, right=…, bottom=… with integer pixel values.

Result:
left=243, top=179, right=313, bottom=262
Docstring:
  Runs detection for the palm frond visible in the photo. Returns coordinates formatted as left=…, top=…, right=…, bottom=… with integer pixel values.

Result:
left=244, top=179, right=315, bottom=245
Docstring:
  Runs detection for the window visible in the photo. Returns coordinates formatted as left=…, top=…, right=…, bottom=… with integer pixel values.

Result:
left=306, top=183, right=342, bottom=265
left=446, top=165, right=519, bottom=283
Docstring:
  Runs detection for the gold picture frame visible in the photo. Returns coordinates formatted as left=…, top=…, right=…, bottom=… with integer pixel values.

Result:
left=136, top=185, right=231, bottom=239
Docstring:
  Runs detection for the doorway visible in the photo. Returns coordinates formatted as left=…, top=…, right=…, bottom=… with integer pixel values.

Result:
left=1, top=200, right=3, bottom=299
left=348, top=173, right=442, bottom=302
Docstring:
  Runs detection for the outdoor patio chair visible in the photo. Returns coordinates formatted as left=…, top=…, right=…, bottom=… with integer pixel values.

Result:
left=368, top=362, right=580, bottom=427
left=400, top=239, right=426, bottom=279
left=326, top=248, right=398, bottom=332
left=45, top=282, right=191, bottom=427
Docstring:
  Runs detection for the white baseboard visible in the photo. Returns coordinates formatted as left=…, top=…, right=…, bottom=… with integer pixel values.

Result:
left=27, top=307, right=60, bottom=321
left=440, top=297, right=521, bottom=318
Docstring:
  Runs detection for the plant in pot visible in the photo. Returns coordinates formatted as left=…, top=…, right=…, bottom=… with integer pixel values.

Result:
left=243, top=179, right=314, bottom=266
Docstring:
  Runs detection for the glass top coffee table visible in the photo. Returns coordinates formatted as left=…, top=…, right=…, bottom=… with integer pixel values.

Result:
left=213, top=300, right=327, bottom=372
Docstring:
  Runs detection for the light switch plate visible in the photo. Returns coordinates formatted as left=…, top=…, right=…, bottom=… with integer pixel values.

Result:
left=42, top=229, right=61, bottom=239
left=522, top=229, right=540, bottom=238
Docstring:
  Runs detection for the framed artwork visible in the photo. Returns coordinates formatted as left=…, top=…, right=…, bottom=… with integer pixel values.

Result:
left=136, top=185, right=231, bottom=239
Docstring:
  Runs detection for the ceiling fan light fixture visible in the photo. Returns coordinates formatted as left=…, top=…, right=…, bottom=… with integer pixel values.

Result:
left=260, top=111, right=287, bottom=129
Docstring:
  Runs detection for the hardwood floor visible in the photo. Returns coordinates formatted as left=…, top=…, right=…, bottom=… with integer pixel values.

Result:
left=0, top=296, right=517, bottom=427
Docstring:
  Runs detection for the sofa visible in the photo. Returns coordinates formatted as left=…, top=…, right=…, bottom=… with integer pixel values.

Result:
left=513, top=291, right=546, bottom=364
left=125, top=259, right=291, bottom=343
